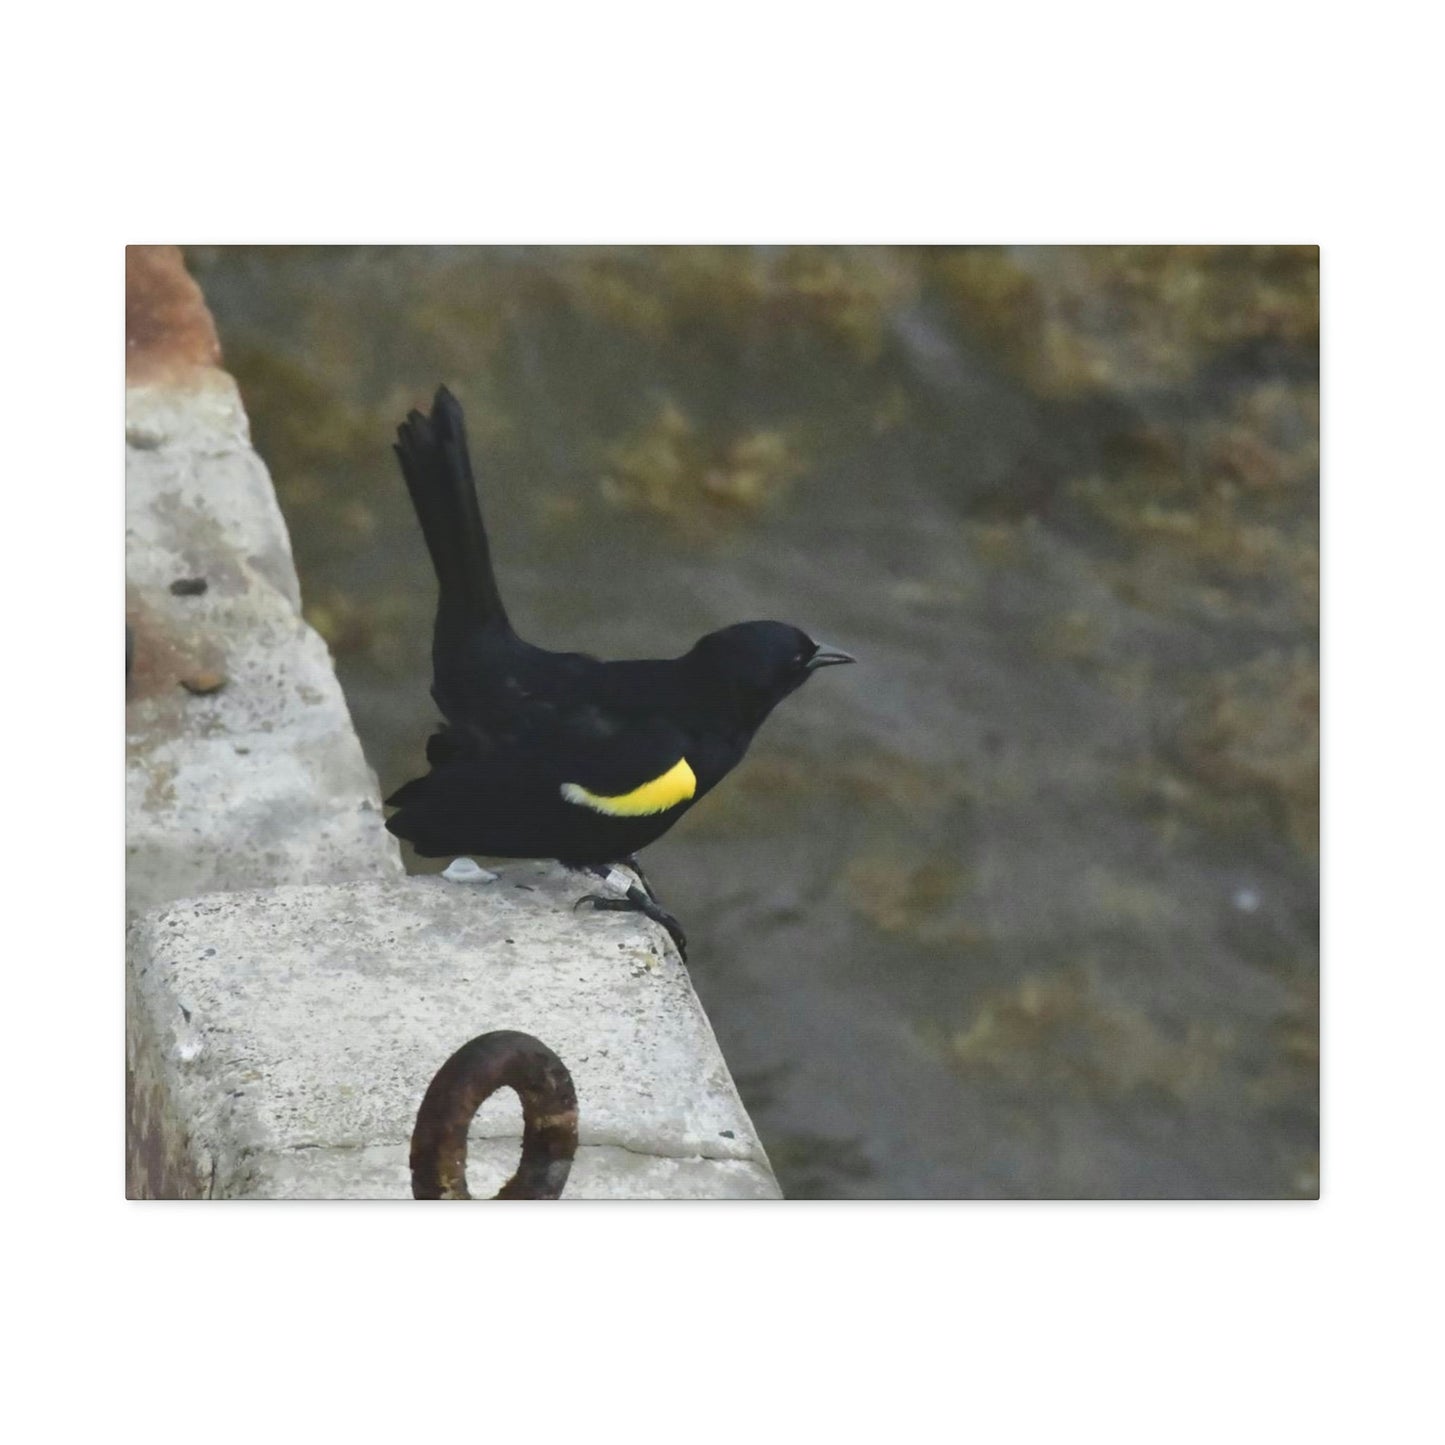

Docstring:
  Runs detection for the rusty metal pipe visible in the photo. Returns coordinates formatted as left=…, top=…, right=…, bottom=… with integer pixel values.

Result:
left=410, top=1031, right=578, bottom=1199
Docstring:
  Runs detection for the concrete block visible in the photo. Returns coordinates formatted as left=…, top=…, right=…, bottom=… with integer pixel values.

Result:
left=125, top=369, right=403, bottom=917
left=126, top=870, right=782, bottom=1200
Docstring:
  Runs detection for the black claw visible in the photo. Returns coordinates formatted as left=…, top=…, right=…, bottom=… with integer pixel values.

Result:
left=571, top=883, right=688, bottom=959
left=577, top=894, right=629, bottom=914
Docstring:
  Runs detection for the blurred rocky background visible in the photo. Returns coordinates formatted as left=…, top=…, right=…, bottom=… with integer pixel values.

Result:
left=186, top=245, right=1319, bottom=1198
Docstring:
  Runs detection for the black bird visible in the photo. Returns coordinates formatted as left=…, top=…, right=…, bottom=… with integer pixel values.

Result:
left=383, top=387, right=855, bottom=954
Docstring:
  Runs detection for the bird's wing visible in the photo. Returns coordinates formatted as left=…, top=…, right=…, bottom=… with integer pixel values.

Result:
left=402, top=705, right=697, bottom=818
left=552, top=711, right=698, bottom=818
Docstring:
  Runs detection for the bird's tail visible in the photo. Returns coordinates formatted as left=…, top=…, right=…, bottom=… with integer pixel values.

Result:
left=394, top=386, right=511, bottom=637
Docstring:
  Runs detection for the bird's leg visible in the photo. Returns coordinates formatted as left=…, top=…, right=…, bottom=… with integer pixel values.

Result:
left=607, top=853, right=666, bottom=906
left=563, top=861, right=688, bottom=960
left=614, top=856, right=687, bottom=955
left=580, top=887, right=689, bottom=961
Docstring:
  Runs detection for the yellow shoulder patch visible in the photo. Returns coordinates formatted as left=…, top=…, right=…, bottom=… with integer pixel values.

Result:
left=560, top=757, right=697, bottom=817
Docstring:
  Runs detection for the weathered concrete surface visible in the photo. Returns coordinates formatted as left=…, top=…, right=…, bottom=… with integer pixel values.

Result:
left=127, top=870, right=782, bottom=1199
left=125, top=246, right=402, bottom=916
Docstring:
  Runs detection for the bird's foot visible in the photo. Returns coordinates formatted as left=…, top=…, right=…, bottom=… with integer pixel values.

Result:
left=575, top=884, right=688, bottom=959
left=566, top=862, right=688, bottom=959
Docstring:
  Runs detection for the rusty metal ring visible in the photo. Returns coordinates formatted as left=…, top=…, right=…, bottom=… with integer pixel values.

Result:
left=410, top=1031, right=578, bottom=1199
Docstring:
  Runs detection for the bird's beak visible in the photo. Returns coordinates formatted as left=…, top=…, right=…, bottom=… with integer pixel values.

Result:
left=806, top=643, right=856, bottom=671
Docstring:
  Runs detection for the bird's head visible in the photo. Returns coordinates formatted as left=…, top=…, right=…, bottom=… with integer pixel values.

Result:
left=687, top=621, right=855, bottom=727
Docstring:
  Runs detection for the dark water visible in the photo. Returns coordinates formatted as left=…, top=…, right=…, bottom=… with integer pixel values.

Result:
left=188, top=245, right=1319, bottom=1198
